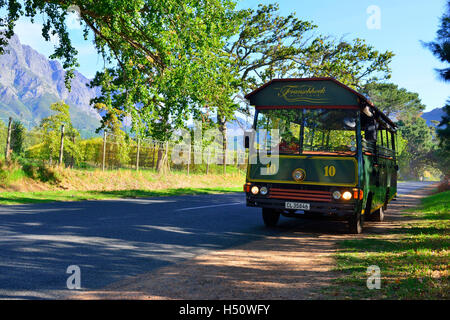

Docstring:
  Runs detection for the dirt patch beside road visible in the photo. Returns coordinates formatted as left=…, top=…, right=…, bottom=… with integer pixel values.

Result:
left=71, top=184, right=438, bottom=300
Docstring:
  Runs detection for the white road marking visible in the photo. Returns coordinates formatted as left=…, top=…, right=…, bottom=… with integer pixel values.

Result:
left=175, top=202, right=244, bottom=212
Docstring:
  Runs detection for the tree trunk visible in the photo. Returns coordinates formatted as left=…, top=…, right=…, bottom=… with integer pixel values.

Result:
left=156, top=142, right=170, bottom=173
left=102, top=131, right=107, bottom=171
left=5, top=117, right=12, bottom=163
left=70, top=135, right=75, bottom=168
left=136, top=138, right=140, bottom=171
left=217, top=114, right=227, bottom=175
left=59, top=124, right=65, bottom=167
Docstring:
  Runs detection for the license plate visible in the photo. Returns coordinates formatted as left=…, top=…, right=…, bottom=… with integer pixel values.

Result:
left=285, top=202, right=310, bottom=210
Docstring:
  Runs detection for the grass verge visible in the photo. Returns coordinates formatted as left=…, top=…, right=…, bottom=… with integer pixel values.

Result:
left=0, top=186, right=243, bottom=205
left=327, top=191, right=449, bottom=299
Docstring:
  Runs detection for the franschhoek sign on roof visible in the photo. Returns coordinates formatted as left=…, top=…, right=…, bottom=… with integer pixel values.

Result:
left=245, top=78, right=360, bottom=107
left=276, top=84, right=329, bottom=103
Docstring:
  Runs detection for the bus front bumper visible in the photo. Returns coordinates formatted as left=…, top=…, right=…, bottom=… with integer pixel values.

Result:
left=246, top=196, right=357, bottom=219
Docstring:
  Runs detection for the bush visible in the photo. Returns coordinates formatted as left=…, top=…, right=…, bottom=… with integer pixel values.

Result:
left=0, top=159, right=27, bottom=186
left=22, top=163, right=60, bottom=183
left=437, top=176, right=449, bottom=192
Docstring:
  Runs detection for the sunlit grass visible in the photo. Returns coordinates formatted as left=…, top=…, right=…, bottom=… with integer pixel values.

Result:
left=327, top=191, right=449, bottom=299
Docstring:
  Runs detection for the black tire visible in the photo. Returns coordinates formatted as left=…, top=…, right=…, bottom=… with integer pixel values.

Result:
left=348, top=212, right=364, bottom=234
left=372, top=206, right=385, bottom=222
left=262, top=208, right=280, bottom=227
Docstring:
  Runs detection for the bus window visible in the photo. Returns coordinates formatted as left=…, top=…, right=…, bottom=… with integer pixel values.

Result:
left=255, top=108, right=358, bottom=155
left=255, top=109, right=301, bottom=154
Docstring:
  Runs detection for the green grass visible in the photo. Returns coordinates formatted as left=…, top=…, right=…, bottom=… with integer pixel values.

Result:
left=0, top=186, right=243, bottom=205
left=327, top=191, right=449, bottom=299
left=0, top=167, right=28, bottom=185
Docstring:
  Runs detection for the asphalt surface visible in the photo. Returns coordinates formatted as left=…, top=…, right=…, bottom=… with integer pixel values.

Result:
left=0, top=181, right=435, bottom=299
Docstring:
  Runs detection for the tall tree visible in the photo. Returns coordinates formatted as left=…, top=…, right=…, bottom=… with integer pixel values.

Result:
left=10, top=120, right=26, bottom=155
left=0, top=119, right=6, bottom=158
left=226, top=4, right=393, bottom=106
left=225, top=4, right=317, bottom=96
left=0, top=0, right=240, bottom=138
left=423, top=0, right=450, bottom=81
left=397, top=116, right=435, bottom=180
left=423, top=1, right=450, bottom=179
left=362, top=83, right=425, bottom=119
left=295, top=37, right=394, bottom=89
left=434, top=101, right=450, bottom=177
left=94, top=102, right=130, bottom=169
left=221, top=3, right=393, bottom=159
left=40, top=101, right=79, bottom=165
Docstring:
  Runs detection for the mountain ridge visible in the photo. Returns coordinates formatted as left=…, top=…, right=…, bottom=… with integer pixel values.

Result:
left=0, top=34, right=100, bottom=136
left=421, top=107, right=445, bottom=127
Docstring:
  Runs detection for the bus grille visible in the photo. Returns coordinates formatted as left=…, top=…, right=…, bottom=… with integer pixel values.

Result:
left=268, top=188, right=332, bottom=202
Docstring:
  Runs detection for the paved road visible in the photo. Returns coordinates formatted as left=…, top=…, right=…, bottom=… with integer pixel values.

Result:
left=0, top=181, right=435, bottom=299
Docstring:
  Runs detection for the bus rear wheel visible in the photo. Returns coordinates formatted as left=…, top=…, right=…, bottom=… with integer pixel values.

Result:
left=348, top=212, right=364, bottom=234
left=262, top=208, right=280, bottom=227
left=372, top=206, right=385, bottom=222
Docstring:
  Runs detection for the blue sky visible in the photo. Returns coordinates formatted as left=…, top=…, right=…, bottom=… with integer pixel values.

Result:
left=12, top=0, right=449, bottom=112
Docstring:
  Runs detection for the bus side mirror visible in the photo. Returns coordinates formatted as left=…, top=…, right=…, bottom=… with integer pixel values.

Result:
left=244, top=130, right=255, bottom=150
left=244, top=136, right=250, bottom=149
left=394, top=164, right=399, bottom=171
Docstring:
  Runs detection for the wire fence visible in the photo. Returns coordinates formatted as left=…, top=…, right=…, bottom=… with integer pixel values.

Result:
left=2, top=118, right=248, bottom=175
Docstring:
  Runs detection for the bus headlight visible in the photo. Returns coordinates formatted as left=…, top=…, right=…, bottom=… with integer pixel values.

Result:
left=332, top=191, right=341, bottom=200
left=260, top=187, right=268, bottom=195
left=251, top=186, right=259, bottom=195
left=342, top=191, right=352, bottom=200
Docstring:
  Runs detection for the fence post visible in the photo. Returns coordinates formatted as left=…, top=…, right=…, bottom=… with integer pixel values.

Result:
left=58, top=124, right=65, bottom=166
left=136, top=138, right=140, bottom=171
left=102, top=131, right=107, bottom=171
left=187, top=144, right=191, bottom=175
left=70, top=134, right=75, bottom=168
left=166, top=141, right=170, bottom=172
left=234, top=136, right=238, bottom=171
left=206, top=150, right=210, bottom=175
left=5, top=117, right=12, bottom=163
left=223, top=149, right=226, bottom=175
left=152, top=142, right=156, bottom=169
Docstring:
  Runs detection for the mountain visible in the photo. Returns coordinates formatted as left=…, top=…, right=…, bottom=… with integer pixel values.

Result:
left=422, top=108, right=445, bottom=127
left=0, top=35, right=100, bottom=136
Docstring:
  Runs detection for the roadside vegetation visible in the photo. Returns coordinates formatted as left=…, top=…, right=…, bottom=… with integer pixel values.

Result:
left=328, top=190, right=449, bottom=299
left=0, top=161, right=245, bottom=205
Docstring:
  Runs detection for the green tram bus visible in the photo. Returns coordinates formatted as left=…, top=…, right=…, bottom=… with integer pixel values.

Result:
left=243, top=78, right=398, bottom=234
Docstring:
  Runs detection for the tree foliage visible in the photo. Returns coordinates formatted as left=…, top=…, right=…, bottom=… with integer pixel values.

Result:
left=0, top=0, right=240, bottom=140
left=434, top=101, right=450, bottom=176
left=397, top=116, right=436, bottom=180
left=10, top=120, right=26, bottom=155
left=423, top=1, right=450, bottom=178
left=362, top=83, right=425, bottom=118
left=423, top=0, right=450, bottom=81
left=226, top=3, right=394, bottom=113
left=296, top=37, right=394, bottom=89
left=39, top=101, right=80, bottom=164
left=225, top=4, right=317, bottom=93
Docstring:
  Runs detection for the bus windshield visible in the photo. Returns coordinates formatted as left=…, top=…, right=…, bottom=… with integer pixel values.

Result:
left=255, top=108, right=358, bottom=155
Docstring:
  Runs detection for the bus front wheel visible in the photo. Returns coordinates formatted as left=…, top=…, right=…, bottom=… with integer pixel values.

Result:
left=348, top=212, right=364, bottom=234
left=262, top=208, right=280, bottom=227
